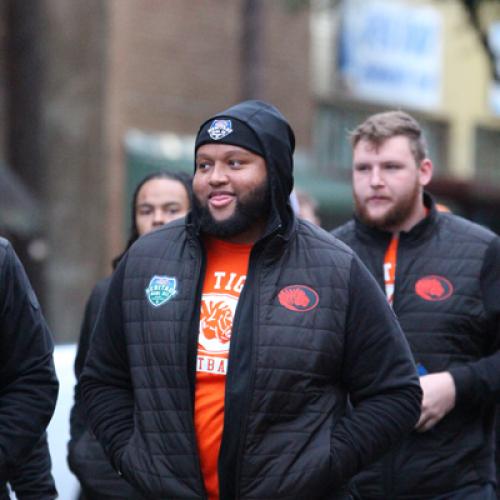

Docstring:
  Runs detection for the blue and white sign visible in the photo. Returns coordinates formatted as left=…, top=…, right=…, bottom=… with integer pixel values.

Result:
left=338, top=0, right=442, bottom=110
left=490, top=82, right=500, bottom=117
left=488, top=22, right=500, bottom=116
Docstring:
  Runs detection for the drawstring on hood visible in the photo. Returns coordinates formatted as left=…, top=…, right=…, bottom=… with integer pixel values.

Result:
left=193, top=100, right=296, bottom=237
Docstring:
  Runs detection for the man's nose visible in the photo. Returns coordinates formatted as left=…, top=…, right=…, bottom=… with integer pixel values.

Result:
left=370, top=167, right=384, bottom=187
left=152, top=209, right=166, bottom=226
left=208, top=163, right=229, bottom=185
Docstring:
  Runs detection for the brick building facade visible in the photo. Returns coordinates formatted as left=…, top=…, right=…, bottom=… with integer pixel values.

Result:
left=1, top=0, right=313, bottom=342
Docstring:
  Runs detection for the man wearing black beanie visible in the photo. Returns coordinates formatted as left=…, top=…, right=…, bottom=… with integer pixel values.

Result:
left=81, top=100, right=422, bottom=499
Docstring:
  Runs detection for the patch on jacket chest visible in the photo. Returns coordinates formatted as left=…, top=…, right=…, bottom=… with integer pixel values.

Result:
left=415, top=275, right=453, bottom=301
left=278, top=285, right=319, bottom=312
left=145, top=275, right=177, bottom=307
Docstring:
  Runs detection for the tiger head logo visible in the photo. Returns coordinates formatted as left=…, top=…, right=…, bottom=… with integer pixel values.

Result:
left=415, top=275, right=454, bottom=301
left=278, top=285, right=319, bottom=312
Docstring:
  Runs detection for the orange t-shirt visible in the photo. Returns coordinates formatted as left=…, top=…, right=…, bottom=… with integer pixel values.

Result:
left=194, top=237, right=252, bottom=500
left=383, top=235, right=399, bottom=305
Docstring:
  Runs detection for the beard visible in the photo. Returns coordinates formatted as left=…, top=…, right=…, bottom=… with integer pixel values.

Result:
left=193, top=180, right=271, bottom=239
left=354, top=181, right=421, bottom=231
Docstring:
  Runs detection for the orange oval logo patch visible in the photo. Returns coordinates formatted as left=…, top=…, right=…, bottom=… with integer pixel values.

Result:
left=415, top=275, right=453, bottom=301
left=278, top=285, right=319, bottom=312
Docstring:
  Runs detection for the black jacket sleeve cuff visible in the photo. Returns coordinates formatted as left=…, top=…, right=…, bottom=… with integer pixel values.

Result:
left=449, top=365, right=475, bottom=406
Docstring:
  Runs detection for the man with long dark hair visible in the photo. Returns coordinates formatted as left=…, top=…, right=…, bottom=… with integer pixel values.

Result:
left=68, top=170, right=192, bottom=499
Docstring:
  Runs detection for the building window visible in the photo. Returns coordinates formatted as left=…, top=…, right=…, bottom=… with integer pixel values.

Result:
left=475, top=125, right=500, bottom=182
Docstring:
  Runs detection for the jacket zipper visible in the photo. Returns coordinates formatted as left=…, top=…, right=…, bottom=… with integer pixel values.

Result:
left=392, top=246, right=398, bottom=310
left=232, top=252, right=263, bottom=500
left=219, top=232, right=275, bottom=500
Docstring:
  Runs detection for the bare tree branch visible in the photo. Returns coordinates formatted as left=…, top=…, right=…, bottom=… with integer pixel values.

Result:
left=461, top=0, right=500, bottom=81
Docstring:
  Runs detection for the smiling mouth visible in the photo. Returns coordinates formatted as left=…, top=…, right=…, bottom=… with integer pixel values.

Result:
left=209, top=192, right=235, bottom=208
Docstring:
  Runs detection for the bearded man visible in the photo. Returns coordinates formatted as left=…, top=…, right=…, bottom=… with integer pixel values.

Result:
left=80, top=101, right=422, bottom=499
left=332, top=110, right=500, bottom=499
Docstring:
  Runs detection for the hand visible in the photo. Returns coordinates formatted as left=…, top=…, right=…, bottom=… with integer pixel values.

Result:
left=415, top=371, right=456, bottom=432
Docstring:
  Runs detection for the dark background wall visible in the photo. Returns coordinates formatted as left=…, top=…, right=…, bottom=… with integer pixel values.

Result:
left=0, top=0, right=313, bottom=342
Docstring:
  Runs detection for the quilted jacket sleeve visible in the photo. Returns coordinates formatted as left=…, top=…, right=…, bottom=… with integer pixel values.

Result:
left=0, top=240, right=59, bottom=476
left=69, top=277, right=110, bottom=446
left=329, top=255, right=422, bottom=485
left=80, top=255, right=134, bottom=472
left=449, top=236, right=500, bottom=405
left=8, top=432, right=57, bottom=499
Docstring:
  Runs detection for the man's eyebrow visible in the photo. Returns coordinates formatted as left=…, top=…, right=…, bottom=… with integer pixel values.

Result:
left=224, top=150, right=256, bottom=159
left=196, top=148, right=254, bottom=159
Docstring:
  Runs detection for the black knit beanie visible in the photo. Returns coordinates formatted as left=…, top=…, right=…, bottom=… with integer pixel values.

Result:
left=195, top=117, right=265, bottom=158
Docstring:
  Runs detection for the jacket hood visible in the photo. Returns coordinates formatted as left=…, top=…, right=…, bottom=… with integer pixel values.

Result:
left=193, top=100, right=296, bottom=237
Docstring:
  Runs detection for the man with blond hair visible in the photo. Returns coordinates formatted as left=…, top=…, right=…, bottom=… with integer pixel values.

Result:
left=333, top=110, right=500, bottom=499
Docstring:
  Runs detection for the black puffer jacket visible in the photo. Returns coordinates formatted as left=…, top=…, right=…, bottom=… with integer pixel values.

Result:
left=68, top=276, right=144, bottom=499
left=81, top=100, right=422, bottom=499
left=332, top=194, right=500, bottom=499
left=0, top=238, right=59, bottom=498
left=496, top=406, right=500, bottom=498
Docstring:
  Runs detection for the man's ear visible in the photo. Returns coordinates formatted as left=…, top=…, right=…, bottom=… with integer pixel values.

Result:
left=419, top=158, right=433, bottom=187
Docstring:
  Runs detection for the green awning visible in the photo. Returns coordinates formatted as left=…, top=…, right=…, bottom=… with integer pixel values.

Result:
left=294, top=172, right=353, bottom=213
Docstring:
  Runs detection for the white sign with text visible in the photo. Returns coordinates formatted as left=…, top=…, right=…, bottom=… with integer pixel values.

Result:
left=339, top=0, right=442, bottom=110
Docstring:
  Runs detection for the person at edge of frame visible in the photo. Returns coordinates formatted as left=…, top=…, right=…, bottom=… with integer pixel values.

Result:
left=80, top=99, right=422, bottom=499
left=0, top=238, right=59, bottom=499
left=67, top=170, right=192, bottom=500
left=331, top=110, right=500, bottom=500
left=295, top=188, right=321, bottom=226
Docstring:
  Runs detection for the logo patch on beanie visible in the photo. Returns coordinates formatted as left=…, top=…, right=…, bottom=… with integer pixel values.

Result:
left=208, top=119, right=233, bottom=140
left=145, top=275, right=177, bottom=307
